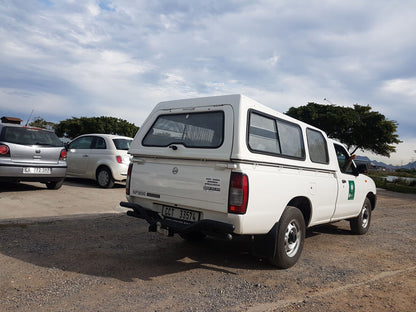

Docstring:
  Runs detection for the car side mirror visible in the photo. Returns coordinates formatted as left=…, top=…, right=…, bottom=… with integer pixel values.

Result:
left=357, top=164, right=368, bottom=174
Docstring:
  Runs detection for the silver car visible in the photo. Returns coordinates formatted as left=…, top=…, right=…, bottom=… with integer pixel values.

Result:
left=0, top=123, right=67, bottom=189
left=66, top=134, right=132, bottom=188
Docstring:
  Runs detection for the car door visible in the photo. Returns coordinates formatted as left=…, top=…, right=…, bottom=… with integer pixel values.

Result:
left=332, top=143, right=361, bottom=219
left=66, top=136, right=94, bottom=176
left=84, top=136, right=108, bottom=178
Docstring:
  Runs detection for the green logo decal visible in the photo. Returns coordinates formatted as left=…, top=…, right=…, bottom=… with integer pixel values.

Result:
left=348, top=180, right=355, bottom=200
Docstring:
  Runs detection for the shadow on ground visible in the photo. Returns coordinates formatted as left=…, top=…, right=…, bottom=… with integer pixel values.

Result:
left=0, top=215, right=264, bottom=281
left=0, top=214, right=358, bottom=282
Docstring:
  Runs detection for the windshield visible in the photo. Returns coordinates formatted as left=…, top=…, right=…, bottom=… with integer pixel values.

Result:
left=113, top=138, right=133, bottom=150
left=142, top=111, right=224, bottom=148
left=0, top=127, right=63, bottom=147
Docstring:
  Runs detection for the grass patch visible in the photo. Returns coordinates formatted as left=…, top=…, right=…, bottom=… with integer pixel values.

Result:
left=370, top=176, right=416, bottom=194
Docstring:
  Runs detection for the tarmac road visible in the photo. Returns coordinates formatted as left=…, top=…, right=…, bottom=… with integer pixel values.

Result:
left=0, top=180, right=415, bottom=311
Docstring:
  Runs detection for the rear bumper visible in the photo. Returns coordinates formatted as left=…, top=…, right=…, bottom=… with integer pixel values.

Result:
left=110, top=163, right=128, bottom=181
left=0, top=163, right=66, bottom=182
left=112, top=172, right=127, bottom=182
left=120, top=201, right=235, bottom=239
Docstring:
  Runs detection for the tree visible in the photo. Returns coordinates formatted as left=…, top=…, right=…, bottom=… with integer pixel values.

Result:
left=286, top=103, right=401, bottom=157
left=55, top=116, right=139, bottom=139
left=29, top=117, right=56, bottom=130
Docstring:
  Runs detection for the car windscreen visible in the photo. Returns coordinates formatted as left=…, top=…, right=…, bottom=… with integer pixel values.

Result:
left=0, top=127, right=63, bottom=147
left=113, top=138, right=132, bottom=150
left=142, top=111, right=224, bottom=148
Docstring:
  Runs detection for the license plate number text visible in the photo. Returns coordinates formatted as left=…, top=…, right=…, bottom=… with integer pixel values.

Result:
left=162, top=206, right=200, bottom=223
left=22, top=167, right=51, bottom=174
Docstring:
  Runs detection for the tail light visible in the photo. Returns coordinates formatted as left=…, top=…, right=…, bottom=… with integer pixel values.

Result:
left=0, top=144, right=10, bottom=157
left=116, top=155, right=123, bottom=164
left=59, top=149, right=67, bottom=160
left=126, top=162, right=133, bottom=195
left=228, top=172, right=249, bottom=214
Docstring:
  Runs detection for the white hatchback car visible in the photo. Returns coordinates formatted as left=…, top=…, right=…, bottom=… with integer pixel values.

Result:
left=66, top=134, right=133, bottom=188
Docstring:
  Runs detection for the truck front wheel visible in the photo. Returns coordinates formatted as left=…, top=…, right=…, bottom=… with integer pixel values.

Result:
left=269, top=206, right=305, bottom=269
left=350, top=197, right=372, bottom=235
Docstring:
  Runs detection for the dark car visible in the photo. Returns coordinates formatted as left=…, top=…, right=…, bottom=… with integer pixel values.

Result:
left=0, top=123, right=67, bottom=189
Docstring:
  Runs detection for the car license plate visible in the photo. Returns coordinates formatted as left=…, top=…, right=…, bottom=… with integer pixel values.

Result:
left=162, top=206, right=200, bottom=223
left=22, top=167, right=51, bottom=174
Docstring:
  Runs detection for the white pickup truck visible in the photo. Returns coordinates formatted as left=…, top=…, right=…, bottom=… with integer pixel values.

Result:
left=121, top=94, right=376, bottom=268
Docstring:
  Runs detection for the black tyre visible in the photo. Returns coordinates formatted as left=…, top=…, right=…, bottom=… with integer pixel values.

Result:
left=350, top=197, right=372, bottom=235
left=269, top=206, right=305, bottom=269
left=96, top=167, right=115, bottom=188
left=46, top=179, right=64, bottom=190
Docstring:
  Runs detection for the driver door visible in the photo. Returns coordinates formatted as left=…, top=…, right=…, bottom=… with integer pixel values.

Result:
left=332, top=143, right=361, bottom=219
left=66, top=136, right=94, bottom=176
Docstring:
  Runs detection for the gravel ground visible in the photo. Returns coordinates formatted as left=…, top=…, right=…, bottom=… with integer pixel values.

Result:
left=0, top=182, right=415, bottom=311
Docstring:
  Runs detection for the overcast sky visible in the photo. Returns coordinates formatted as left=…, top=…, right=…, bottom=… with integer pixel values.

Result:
left=1, top=0, right=415, bottom=165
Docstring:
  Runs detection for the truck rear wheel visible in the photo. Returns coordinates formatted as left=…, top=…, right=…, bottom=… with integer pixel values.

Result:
left=350, top=197, right=372, bottom=235
left=269, top=206, right=305, bottom=269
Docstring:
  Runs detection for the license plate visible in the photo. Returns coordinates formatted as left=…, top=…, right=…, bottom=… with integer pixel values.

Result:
left=22, top=167, right=51, bottom=174
left=162, top=206, right=200, bottom=223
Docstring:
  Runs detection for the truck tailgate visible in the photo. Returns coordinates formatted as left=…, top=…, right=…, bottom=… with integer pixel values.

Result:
left=129, top=158, right=231, bottom=213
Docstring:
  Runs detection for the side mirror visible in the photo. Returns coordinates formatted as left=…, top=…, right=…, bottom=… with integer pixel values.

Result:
left=357, top=164, right=368, bottom=174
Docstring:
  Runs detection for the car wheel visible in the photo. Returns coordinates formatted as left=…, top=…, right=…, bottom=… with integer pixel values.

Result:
left=269, top=206, right=305, bottom=269
left=350, top=197, right=372, bottom=235
left=46, top=179, right=64, bottom=190
left=96, top=167, right=115, bottom=188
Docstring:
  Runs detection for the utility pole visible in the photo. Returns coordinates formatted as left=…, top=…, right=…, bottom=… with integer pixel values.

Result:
left=25, top=109, right=34, bottom=126
left=323, top=98, right=334, bottom=105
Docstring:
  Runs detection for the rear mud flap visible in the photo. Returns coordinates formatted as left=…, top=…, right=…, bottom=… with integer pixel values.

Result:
left=251, top=222, right=279, bottom=259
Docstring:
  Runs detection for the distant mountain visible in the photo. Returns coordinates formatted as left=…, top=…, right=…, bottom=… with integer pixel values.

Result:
left=400, top=161, right=416, bottom=170
left=356, top=155, right=416, bottom=170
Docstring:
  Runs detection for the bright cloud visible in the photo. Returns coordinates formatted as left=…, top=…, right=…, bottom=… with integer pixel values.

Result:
left=382, top=78, right=416, bottom=98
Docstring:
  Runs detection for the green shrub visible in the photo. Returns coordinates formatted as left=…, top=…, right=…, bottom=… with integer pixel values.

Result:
left=371, top=176, right=416, bottom=194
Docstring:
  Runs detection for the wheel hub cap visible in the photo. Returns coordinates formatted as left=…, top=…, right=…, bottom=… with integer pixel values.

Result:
left=285, top=220, right=301, bottom=257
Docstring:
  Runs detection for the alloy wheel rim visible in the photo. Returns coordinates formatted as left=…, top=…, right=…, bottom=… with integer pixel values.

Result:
left=285, top=220, right=301, bottom=257
left=98, top=171, right=109, bottom=186
left=361, top=205, right=369, bottom=228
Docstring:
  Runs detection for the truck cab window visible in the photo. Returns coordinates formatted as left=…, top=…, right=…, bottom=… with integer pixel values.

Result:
left=334, top=144, right=355, bottom=174
left=306, top=128, right=329, bottom=164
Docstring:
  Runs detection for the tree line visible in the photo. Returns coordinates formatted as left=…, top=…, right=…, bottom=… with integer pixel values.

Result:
left=286, top=103, right=400, bottom=157
left=29, top=116, right=139, bottom=139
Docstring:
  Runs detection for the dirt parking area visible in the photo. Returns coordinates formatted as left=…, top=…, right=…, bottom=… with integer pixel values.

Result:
left=0, top=181, right=415, bottom=311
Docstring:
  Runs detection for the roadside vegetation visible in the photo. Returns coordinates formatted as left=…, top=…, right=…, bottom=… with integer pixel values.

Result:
left=29, top=116, right=139, bottom=139
left=368, top=169, right=416, bottom=194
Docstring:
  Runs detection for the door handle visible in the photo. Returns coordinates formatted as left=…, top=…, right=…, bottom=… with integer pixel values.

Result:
left=82, top=155, right=89, bottom=157
left=342, top=179, right=347, bottom=183
left=215, top=163, right=237, bottom=170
